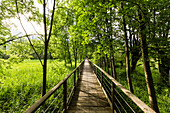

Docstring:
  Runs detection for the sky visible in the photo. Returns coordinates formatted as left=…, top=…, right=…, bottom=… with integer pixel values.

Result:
left=11, top=0, right=44, bottom=36
left=2, top=0, right=54, bottom=36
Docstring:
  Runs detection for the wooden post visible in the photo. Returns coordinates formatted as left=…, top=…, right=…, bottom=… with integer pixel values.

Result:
left=111, top=82, right=115, bottom=113
left=63, top=81, right=67, bottom=113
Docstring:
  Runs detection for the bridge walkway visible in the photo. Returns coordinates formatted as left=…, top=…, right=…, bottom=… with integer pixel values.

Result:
left=68, top=59, right=112, bottom=113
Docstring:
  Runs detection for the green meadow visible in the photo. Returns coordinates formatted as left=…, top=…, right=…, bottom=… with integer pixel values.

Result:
left=0, top=60, right=74, bottom=112
left=0, top=59, right=169, bottom=112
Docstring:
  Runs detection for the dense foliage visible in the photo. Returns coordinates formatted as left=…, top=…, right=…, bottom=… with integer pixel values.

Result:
left=0, top=0, right=169, bottom=112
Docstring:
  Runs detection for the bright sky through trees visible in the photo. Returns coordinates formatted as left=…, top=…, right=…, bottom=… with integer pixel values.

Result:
left=1, top=0, right=44, bottom=35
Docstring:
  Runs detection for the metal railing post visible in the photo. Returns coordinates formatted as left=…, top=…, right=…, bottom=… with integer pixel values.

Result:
left=95, top=66, right=97, bottom=74
left=63, top=81, right=67, bottom=113
left=111, top=82, right=115, bottom=113
left=101, top=71, right=103, bottom=86
left=97, top=68, right=99, bottom=78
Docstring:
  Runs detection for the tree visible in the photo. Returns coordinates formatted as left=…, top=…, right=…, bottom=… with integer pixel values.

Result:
left=137, top=6, right=160, bottom=112
left=121, top=2, right=134, bottom=93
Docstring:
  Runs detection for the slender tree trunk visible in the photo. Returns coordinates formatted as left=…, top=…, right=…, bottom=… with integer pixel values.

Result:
left=67, top=41, right=72, bottom=67
left=75, top=48, right=77, bottom=68
left=43, top=42, right=48, bottom=96
left=73, top=40, right=77, bottom=68
left=110, top=53, right=117, bottom=80
left=106, top=54, right=110, bottom=74
left=42, top=0, right=55, bottom=96
left=42, top=0, right=47, bottom=96
left=122, top=3, right=134, bottom=93
left=104, top=56, right=107, bottom=72
left=137, top=9, right=160, bottom=113
left=102, top=57, right=105, bottom=69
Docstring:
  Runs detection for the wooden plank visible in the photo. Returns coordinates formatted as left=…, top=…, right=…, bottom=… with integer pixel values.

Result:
left=68, top=60, right=112, bottom=113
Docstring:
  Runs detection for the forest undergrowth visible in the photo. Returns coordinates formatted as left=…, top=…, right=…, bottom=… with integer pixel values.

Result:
left=114, top=61, right=170, bottom=113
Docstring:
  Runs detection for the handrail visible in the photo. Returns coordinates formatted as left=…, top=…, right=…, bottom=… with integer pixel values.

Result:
left=89, top=60, right=156, bottom=113
left=25, top=60, right=85, bottom=113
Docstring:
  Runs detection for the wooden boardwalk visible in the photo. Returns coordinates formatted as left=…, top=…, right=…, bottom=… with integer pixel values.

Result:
left=68, top=59, right=112, bottom=113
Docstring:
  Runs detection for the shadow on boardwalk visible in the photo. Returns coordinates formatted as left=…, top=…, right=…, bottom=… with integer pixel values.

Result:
left=68, top=60, right=111, bottom=113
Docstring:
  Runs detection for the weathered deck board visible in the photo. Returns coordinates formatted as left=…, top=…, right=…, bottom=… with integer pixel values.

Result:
left=68, top=59, right=112, bottom=113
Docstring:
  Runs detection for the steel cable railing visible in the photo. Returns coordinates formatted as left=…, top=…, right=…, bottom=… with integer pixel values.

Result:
left=115, top=89, right=136, bottom=113
left=89, top=60, right=156, bottom=113
left=25, top=60, right=85, bottom=113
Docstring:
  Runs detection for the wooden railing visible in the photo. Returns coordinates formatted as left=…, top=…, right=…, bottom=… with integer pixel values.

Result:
left=89, top=60, right=156, bottom=113
left=25, top=60, right=85, bottom=113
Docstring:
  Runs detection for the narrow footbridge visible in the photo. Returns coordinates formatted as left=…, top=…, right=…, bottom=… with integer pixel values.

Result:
left=25, top=59, right=155, bottom=113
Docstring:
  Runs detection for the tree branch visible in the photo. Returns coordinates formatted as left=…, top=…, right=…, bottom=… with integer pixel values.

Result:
left=15, top=0, right=43, bottom=66
left=0, top=34, right=43, bottom=46
left=1, top=3, right=45, bottom=42
left=47, top=0, right=56, bottom=43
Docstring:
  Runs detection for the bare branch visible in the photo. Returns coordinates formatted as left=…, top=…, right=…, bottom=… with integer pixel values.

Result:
left=1, top=3, right=45, bottom=42
left=47, top=0, right=56, bottom=43
left=22, top=13, right=45, bottom=42
left=15, top=0, right=43, bottom=66
left=43, top=0, right=47, bottom=43
left=0, top=34, right=43, bottom=46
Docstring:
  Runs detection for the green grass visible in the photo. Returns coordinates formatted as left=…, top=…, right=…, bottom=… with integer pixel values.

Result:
left=0, top=59, right=74, bottom=112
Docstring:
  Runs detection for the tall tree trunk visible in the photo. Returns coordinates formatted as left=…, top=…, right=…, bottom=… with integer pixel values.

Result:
left=122, top=3, right=134, bottom=94
left=67, top=41, right=72, bottom=67
left=42, top=0, right=55, bottom=96
left=42, top=0, right=47, bottom=96
left=137, top=9, right=160, bottom=113
left=75, top=47, right=77, bottom=68
left=104, top=56, right=107, bottom=72
left=106, top=54, right=110, bottom=74
left=73, top=40, right=77, bottom=68
left=110, top=53, right=117, bottom=80
left=43, top=42, right=48, bottom=96
left=109, top=5, right=117, bottom=80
